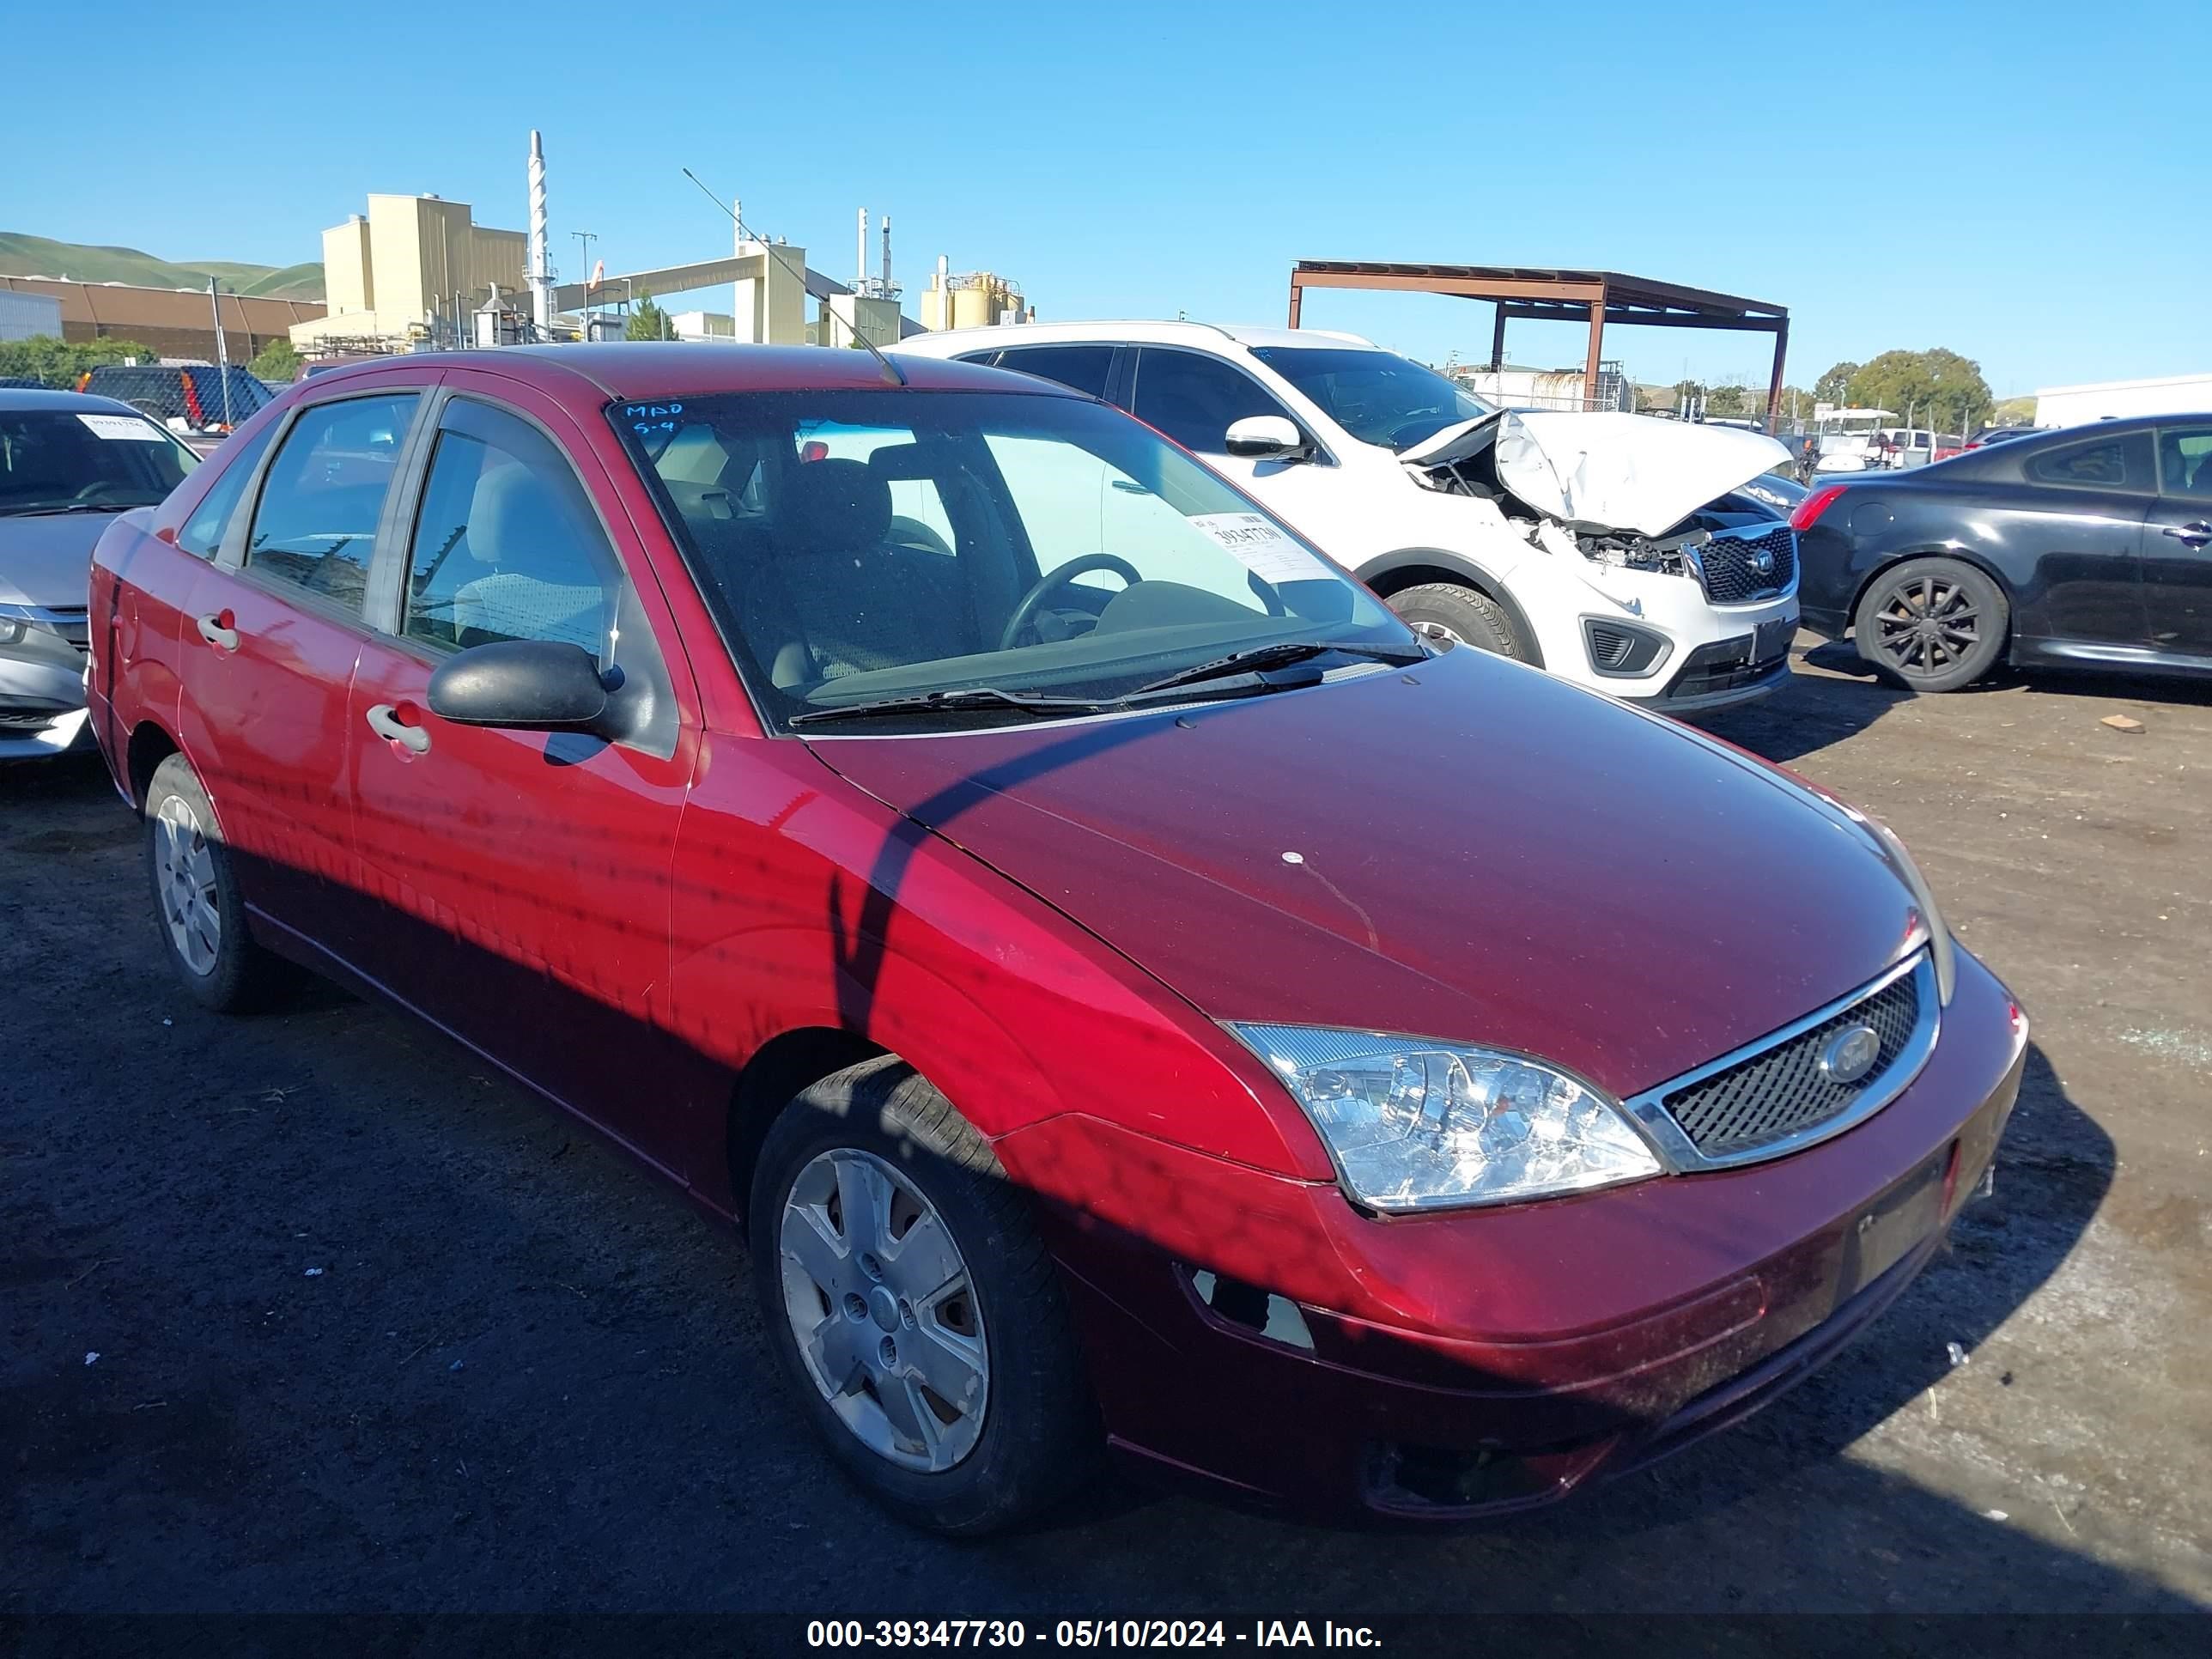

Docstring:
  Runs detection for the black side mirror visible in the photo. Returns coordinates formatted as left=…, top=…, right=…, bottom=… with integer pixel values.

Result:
left=428, top=639, right=613, bottom=733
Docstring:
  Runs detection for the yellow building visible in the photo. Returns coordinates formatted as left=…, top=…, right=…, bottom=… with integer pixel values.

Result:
left=920, top=269, right=1032, bottom=333
left=293, top=194, right=527, bottom=353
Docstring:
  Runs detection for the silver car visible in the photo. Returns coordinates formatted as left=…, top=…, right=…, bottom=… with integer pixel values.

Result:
left=2, top=389, right=198, bottom=760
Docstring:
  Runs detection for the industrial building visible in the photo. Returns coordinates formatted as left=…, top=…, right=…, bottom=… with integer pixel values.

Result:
left=0, top=275, right=322, bottom=362
left=2034, top=371, right=2212, bottom=426
left=919, top=264, right=1031, bottom=332
left=292, top=191, right=527, bottom=356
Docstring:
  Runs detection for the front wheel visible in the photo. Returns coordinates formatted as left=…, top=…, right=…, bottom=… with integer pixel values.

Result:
left=1853, top=556, right=2008, bottom=692
left=1385, top=581, right=1532, bottom=662
left=749, top=1058, right=1097, bottom=1535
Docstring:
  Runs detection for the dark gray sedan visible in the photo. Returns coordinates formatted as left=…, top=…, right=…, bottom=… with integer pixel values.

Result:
left=2, top=389, right=198, bottom=759
left=1793, top=413, right=2212, bottom=692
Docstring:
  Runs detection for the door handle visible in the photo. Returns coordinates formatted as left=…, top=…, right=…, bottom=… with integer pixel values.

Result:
left=194, top=611, right=239, bottom=650
left=2162, top=522, right=2212, bottom=546
left=365, top=702, right=430, bottom=755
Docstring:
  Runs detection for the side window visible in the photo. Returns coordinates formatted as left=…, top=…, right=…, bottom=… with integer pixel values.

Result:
left=244, top=392, right=418, bottom=610
left=177, top=422, right=276, bottom=559
left=2157, top=426, right=2212, bottom=501
left=2027, top=432, right=2153, bottom=491
left=992, top=345, right=1115, bottom=401
left=1130, top=349, right=1290, bottom=453
left=404, top=402, right=620, bottom=659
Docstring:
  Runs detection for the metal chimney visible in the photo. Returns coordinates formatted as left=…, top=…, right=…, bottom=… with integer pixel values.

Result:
left=527, top=131, right=550, bottom=332
left=881, top=215, right=892, bottom=290
left=857, top=208, right=868, bottom=289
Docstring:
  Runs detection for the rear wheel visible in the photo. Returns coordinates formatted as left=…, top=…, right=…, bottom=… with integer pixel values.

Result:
left=143, top=754, right=281, bottom=1012
left=1386, top=581, right=1532, bottom=662
left=1853, top=556, right=2008, bottom=692
left=749, top=1057, right=1096, bottom=1535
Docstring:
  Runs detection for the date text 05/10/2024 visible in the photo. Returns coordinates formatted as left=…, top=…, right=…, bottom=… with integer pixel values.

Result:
left=805, top=1620, right=1383, bottom=1649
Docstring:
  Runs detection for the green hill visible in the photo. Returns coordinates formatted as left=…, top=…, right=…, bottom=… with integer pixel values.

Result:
left=0, top=232, right=324, bottom=301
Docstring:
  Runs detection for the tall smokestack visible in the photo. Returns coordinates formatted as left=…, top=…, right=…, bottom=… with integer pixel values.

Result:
left=881, top=214, right=891, bottom=290
left=856, top=208, right=867, bottom=289
left=528, top=131, right=550, bottom=332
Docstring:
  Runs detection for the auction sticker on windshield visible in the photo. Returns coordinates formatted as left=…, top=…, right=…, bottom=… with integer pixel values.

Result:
left=77, top=414, right=167, bottom=441
left=1188, top=513, right=1334, bottom=586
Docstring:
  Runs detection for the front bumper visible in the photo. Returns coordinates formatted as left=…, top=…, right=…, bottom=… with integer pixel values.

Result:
left=0, top=649, right=93, bottom=762
left=1002, top=950, right=2024, bottom=1523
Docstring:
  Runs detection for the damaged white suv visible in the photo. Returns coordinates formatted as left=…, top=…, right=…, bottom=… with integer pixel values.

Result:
left=891, top=321, right=1801, bottom=712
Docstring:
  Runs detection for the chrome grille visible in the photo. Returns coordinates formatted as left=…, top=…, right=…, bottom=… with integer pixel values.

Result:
left=1659, top=967, right=1922, bottom=1160
left=1700, top=526, right=1796, bottom=605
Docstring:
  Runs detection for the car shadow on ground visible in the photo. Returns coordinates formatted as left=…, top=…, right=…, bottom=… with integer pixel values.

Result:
left=1692, top=642, right=1909, bottom=763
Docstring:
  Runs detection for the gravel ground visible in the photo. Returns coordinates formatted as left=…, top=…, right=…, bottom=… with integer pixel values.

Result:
left=3, top=639, right=2209, bottom=1623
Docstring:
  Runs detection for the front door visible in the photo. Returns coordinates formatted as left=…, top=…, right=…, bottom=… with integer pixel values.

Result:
left=2012, top=428, right=2154, bottom=649
left=1124, top=345, right=1372, bottom=562
left=2145, top=423, right=2212, bottom=659
left=175, top=384, right=429, bottom=934
left=344, top=380, right=702, bottom=1172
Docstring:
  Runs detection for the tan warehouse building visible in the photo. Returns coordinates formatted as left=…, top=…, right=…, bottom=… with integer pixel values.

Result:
left=292, top=193, right=526, bottom=355
left=0, top=275, right=323, bottom=362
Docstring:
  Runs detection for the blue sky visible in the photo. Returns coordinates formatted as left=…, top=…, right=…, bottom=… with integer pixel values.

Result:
left=7, top=0, right=2204, bottom=397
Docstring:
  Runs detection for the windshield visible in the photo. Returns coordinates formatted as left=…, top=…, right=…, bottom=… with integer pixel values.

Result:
left=1249, top=346, right=1494, bottom=453
left=615, top=389, right=1407, bottom=731
left=0, top=408, right=198, bottom=516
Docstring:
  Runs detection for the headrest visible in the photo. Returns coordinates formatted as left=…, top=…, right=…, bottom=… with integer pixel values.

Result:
left=782, top=457, right=891, bottom=553
left=468, top=461, right=540, bottom=566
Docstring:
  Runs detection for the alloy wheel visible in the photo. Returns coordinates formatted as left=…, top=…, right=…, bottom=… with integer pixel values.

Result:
left=155, top=794, right=221, bottom=975
left=1870, top=571, right=1983, bottom=676
left=777, top=1148, right=989, bottom=1472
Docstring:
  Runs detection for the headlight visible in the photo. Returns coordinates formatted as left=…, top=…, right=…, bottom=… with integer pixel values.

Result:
left=1230, top=1025, right=1661, bottom=1212
left=1853, top=814, right=1957, bottom=1006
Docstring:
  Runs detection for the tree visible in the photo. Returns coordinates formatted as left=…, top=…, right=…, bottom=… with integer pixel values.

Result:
left=1814, top=362, right=1859, bottom=405
left=1845, top=348, right=1992, bottom=436
left=249, top=338, right=300, bottom=383
left=1705, top=382, right=1750, bottom=418
left=0, top=334, right=162, bottom=389
left=626, top=294, right=672, bottom=342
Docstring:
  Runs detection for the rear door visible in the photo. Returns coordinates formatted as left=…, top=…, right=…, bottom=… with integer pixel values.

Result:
left=2145, top=423, right=2212, bottom=657
left=344, top=374, right=702, bottom=1170
left=175, top=380, right=431, bottom=939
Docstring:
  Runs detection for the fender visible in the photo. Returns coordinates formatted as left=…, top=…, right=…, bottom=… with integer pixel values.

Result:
left=1355, top=546, right=1547, bottom=668
left=1846, top=539, right=2016, bottom=636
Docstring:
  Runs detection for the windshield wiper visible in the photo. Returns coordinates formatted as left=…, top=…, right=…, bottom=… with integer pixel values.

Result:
left=789, top=685, right=1109, bottom=728
left=2, top=501, right=135, bottom=518
left=1124, top=640, right=1425, bottom=699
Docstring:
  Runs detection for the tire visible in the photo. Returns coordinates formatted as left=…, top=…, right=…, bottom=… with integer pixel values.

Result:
left=143, top=753, right=282, bottom=1012
left=749, top=1057, right=1097, bottom=1535
left=1852, top=556, right=2009, bottom=692
left=1386, top=580, right=1532, bottom=662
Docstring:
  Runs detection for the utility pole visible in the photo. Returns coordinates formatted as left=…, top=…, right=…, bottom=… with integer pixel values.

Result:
left=207, top=276, right=234, bottom=427
left=572, top=230, right=598, bottom=330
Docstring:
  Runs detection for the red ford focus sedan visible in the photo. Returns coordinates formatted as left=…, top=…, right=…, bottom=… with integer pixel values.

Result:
left=86, top=345, right=2027, bottom=1534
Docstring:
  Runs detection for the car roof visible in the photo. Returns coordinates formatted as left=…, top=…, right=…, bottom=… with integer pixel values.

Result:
left=889, top=319, right=1382, bottom=356
left=0, top=386, right=144, bottom=416
left=289, top=343, right=1067, bottom=404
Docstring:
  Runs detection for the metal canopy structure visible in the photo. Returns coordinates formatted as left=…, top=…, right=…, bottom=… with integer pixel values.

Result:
left=1287, top=260, right=1790, bottom=428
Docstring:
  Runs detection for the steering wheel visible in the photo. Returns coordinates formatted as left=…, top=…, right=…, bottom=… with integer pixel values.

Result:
left=73, top=480, right=118, bottom=503
left=998, top=554, right=1143, bottom=650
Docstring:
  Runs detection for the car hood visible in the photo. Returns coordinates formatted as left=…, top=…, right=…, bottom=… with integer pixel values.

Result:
left=1405, top=411, right=1795, bottom=537
left=805, top=648, right=1919, bottom=1100
left=0, top=509, right=117, bottom=606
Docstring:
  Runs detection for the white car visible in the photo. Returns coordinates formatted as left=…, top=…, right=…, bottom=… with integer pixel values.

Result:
left=890, top=321, right=1802, bottom=712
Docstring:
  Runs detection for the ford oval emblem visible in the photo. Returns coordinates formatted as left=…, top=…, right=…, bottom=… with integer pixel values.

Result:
left=1819, top=1024, right=1882, bottom=1085
left=1750, top=548, right=1777, bottom=577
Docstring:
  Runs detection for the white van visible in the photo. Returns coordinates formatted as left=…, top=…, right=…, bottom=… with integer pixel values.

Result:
left=892, top=322, right=1802, bottom=713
